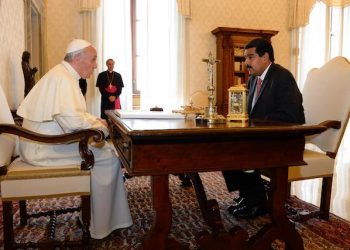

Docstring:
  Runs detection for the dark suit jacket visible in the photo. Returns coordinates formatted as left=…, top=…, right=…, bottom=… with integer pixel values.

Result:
left=247, top=63, right=305, bottom=124
left=222, top=63, right=305, bottom=199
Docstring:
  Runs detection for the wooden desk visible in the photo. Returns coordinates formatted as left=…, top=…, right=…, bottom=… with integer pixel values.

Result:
left=106, top=110, right=326, bottom=250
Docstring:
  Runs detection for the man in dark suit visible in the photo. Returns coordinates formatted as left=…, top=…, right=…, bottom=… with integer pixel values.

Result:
left=223, top=38, right=305, bottom=218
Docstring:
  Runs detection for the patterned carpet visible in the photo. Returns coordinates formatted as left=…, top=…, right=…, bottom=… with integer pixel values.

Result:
left=1, top=172, right=350, bottom=249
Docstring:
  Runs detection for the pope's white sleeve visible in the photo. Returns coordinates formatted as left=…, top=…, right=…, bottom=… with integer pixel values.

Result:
left=54, top=113, right=109, bottom=137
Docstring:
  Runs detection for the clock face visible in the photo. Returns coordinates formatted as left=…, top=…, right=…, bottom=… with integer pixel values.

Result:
left=230, top=92, right=243, bottom=114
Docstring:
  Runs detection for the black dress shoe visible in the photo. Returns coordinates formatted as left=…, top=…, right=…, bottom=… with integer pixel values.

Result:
left=228, top=197, right=267, bottom=219
left=234, top=204, right=267, bottom=219
left=180, top=179, right=192, bottom=188
left=227, top=197, right=245, bottom=213
left=178, top=174, right=192, bottom=188
left=232, top=197, right=244, bottom=207
left=228, top=202, right=248, bottom=216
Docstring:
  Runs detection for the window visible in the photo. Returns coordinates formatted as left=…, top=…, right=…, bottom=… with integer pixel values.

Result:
left=297, top=1, right=350, bottom=89
left=100, top=0, right=183, bottom=110
left=342, top=5, right=350, bottom=58
left=132, top=0, right=182, bottom=110
left=297, top=1, right=327, bottom=88
left=329, top=6, right=342, bottom=58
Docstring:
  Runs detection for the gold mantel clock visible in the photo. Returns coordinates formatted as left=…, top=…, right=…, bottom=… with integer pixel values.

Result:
left=227, top=84, right=248, bottom=122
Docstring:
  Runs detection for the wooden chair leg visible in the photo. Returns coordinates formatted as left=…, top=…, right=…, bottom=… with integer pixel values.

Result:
left=81, top=195, right=91, bottom=245
left=287, top=181, right=292, bottom=198
left=3, top=201, right=14, bottom=250
left=319, top=176, right=333, bottom=220
left=3, top=196, right=90, bottom=249
left=19, top=200, right=28, bottom=226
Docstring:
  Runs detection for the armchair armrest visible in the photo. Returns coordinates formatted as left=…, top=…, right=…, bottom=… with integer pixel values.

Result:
left=0, top=124, right=104, bottom=172
left=317, top=120, right=341, bottom=159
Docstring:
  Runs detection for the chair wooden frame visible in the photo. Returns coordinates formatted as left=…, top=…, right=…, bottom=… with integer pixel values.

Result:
left=261, top=120, right=342, bottom=221
left=287, top=120, right=343, bottom=221
left=0, top=124, right=104, bottom=249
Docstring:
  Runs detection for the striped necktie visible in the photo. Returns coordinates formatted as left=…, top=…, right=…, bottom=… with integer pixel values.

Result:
left=256, top=77, right=263, bottom=95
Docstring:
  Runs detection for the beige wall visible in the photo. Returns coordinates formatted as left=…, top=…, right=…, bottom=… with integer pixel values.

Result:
left=187, top=0, right=290, bottom=106
left=0, top=0, right=291, bottom=109
left=0, top=0, right=82, bottom=109
left=43, top=0, right=291, bottom=107
left=0, top=0, right=25, bottom=109
left=45, top=0, right=82, bottom=69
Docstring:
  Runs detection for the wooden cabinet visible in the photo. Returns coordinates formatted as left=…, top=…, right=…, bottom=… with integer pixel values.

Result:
left=212, top=27, right=278, bottom=115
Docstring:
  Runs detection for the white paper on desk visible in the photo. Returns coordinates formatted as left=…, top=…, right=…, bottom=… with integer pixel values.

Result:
left=114, top=110, right=185, bottom=119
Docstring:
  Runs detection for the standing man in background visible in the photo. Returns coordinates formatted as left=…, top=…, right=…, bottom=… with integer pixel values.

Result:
left=17, top=39, right=132, bottom=239
left=21, top=51, right=38, bottom=97
left=96, top=59, right=124, bottom=119
left=223, top=38, right=305, bottom=219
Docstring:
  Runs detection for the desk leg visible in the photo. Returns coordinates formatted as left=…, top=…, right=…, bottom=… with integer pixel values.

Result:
left=189, top=173, right=225, bottom=233
left=249, top=167, right=304, bottom=250
left=271, top=167, right=304, bottom=249
left=190, top=170, right=303, bottom=250
left=189, top=173, right=248, bottom=249
left=142, top=175, right=187, bottom=250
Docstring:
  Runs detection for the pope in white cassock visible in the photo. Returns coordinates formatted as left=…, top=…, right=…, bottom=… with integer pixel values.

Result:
left=17, top=39, right=133, bottom=239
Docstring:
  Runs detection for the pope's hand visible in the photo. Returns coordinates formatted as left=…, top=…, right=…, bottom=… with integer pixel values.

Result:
left=98, top=118, right=108, bottom=127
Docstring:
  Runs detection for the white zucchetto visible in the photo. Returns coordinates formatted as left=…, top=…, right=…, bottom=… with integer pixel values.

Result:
left=65, top=39, right=91, bottom=54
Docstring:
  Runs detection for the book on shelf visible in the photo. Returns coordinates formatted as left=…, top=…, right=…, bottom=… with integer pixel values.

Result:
left=235, top=76, right=243, bottom=85
left=234, top=62, right=241, bottom=71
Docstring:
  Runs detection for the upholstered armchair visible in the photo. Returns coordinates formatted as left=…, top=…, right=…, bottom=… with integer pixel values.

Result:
left=0, top=86, right=104, bottom=249
left=286, top=56, right=350, bottom=220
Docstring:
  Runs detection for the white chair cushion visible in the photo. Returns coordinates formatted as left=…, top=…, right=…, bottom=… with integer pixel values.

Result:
left=0, top=84, right=16, bottom=166
left=0, top=134, right=16, bottom=166
left=1, top=158, right=90, bottom=200
left=288, top=149, right=334, bottom=181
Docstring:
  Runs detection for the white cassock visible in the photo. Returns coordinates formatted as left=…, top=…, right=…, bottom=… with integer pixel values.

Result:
left=17, top=61, right=132, bottom=239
